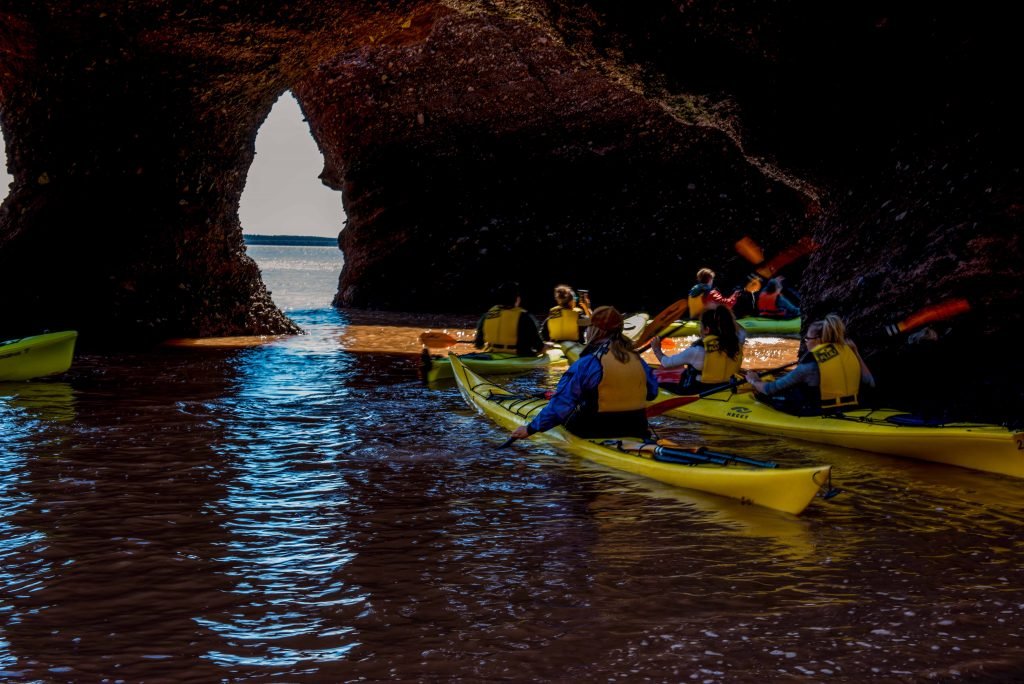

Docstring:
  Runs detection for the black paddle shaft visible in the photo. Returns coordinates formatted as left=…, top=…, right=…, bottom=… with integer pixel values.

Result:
left=656, top=445, right=776, bottom=469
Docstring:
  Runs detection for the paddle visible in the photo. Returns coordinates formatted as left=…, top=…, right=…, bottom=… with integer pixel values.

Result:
left=735, top=235, right=820, bottom=279
left=633, top=298, right=689, bottom=350
left=644, top=360, right=801, bottom=417
left=612, top=439, right=777, bottom=468
left=883, top=297, right=970, bottom=336
left=644, top=299, right=974, bottom=417
left=420, top=331, right=475, bottom=349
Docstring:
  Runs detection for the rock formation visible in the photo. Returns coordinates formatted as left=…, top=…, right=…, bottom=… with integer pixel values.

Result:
left=1, top=1, right=1020, bottom=420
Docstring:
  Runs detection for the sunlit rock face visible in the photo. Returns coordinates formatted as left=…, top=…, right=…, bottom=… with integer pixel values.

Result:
left=1, top=1, right=1020, bottom=419
left=301, top=1, right=1022, bottom=421
left=298, top=9, right=813, bottom=316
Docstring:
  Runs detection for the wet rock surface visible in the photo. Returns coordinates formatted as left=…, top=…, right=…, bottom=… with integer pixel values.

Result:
left=1, top=1, right=1020, bottom=420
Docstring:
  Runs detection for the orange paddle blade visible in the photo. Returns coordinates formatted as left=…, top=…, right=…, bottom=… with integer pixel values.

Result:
left=735, top=236, right=766, bottom=265
left=634, top=299, right=689, bottom=349
left=420, top=331, right=471, bottom=348
left=885, top=298, right=971, bottom=336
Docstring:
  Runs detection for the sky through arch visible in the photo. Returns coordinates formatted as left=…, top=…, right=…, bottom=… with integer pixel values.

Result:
left=1, top=92, right=344, bottom=239
left=240, top=91, right=344, bottom=238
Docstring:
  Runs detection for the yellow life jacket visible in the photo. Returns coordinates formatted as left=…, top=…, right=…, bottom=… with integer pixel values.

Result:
left=700, top=334, right=743, bottom=384
left=546, top=306, right=583, bottom=341
left=687, top=283, right=711, bottom=319
left=811, top=342, right=861, bottom=408
left=482, top=306, right=523, bottom=353
left=596, top=347, right=649, bottom=412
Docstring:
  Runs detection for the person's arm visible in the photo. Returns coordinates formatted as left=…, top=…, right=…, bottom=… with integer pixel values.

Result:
left=708, top=287, right=740, bottom=309
left=652, top=340, right=702, bottom=370
left=518, top=312, right=544, bottom=356
left=510, top=356, right=599, bottom=438
left=473, top=313, right=486, bottom=350
left=848, top=340, right=876, bottom=388
left=746, top=361, right=817, bottom=396
left=777, top=294, right=800, bottom=318
left=641, top=358, right=659, bottom=400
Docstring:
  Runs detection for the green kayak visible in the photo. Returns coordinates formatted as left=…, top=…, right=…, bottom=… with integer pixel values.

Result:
left=421, top=347, right=566, bottom=384
left=0, top=331, right=78, bottom=381
left=658, top=316, right=801, bottom=338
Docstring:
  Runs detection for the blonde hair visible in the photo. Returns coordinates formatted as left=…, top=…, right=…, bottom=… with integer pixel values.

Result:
left=809, top=313, right=848, bottom=345
left=696, top=268, right=715, bottom=284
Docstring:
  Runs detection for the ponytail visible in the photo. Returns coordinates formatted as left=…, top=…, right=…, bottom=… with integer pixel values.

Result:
left=700, top=306, right=741, bottom=359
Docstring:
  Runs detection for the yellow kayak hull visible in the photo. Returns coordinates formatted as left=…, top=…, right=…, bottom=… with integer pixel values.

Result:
left=450, top=354, right=831, bottom=515
left=423, top=347, right=565, bottom=383
left=661, top=388, right=1024, bottom=478
left=0, top=331, right=78, bottom=381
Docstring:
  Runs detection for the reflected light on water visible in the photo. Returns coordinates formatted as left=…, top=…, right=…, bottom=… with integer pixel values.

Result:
left=1, top=304, right=1023, bottom=680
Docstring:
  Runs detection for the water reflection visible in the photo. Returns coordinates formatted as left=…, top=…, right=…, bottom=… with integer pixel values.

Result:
left=0, top=349, right=246, bottom=681
left=0, top=381, right=77, bottom=423
left=0, top=309, right=1023, bottom=680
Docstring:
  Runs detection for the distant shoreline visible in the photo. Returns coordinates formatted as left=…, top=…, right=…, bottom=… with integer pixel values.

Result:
left=244, top=234, right=337, bottom=247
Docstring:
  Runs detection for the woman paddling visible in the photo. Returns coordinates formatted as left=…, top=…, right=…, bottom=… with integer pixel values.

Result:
left=650, top=305, right=746, bottom=394
left=508, top=306, right=658, bottom=441
left=745, top=313, right=875, bottom=415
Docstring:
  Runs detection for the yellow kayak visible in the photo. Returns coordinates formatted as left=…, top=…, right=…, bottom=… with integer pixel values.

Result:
left=561, top=341, right=1024, bottom=478
left=657, top=388, right=1024, bottom=479
left=0, top=331, right=78, bottom=381
left=450, top=354, right=832, bottom=515
left=422, top=347, right=566, bottom=384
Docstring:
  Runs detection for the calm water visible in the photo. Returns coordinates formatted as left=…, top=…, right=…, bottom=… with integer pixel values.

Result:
left=1, top=246, right=1023, bottom=682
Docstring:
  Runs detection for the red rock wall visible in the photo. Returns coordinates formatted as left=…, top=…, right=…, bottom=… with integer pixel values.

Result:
left=1, top=1, right=1019, bottom=420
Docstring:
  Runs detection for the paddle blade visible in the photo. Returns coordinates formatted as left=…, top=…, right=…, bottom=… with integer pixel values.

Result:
left=735, top=236, right=766, bottom=265
left=645, top=395, right=699, bottom=417
left=756, top=236, right=820, bottom=278
left=884, top=298, right=971, bottom=336
left=420, top=331, right=468, bottom=348
left=634, top=299, right=689, bottom=348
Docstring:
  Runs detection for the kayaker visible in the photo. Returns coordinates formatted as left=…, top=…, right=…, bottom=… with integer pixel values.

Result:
left=687, top=267, right=740, bottom=319
left=755, top=277, right=800, bottom=319
left=541, top=284, right=590, bottom=344
left=508, top=306, right=659, bottom=441
left=650, top=305, right=747, bottom=394
left=745, top=313, right=875, bottom=415
left=473, top=281, right=544, bottom=357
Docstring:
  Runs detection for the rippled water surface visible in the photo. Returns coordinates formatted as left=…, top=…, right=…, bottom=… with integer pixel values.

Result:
left=1, top=247, right=1023, bottom=682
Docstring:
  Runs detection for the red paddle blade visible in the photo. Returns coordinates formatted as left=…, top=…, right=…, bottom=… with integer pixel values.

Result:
left=645, top=395, right=699, bottom=417
left=634, top=299, right=689, bottom=349
left=755, top=236, right=820, bottom=278
left=884, top=298, right=971, bottom=336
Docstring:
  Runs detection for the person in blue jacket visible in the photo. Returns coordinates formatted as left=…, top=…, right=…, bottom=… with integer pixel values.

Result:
left=509, top=306, right=659, bottom=441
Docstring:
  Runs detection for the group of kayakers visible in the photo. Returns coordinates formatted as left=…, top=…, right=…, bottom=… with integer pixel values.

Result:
left=470, top=270, right=872, bottom=447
